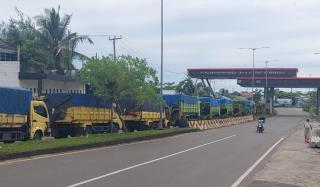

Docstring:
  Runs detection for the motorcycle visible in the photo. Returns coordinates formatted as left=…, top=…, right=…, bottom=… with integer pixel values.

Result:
left=257, top=118, right=265, bottom=133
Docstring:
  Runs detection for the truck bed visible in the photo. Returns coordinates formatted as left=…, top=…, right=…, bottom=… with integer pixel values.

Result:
left=123, top=111, right=161, bottom=121
left=53, top=106, right=113, bottom=124
left=0, top=113, right=28, bottom=127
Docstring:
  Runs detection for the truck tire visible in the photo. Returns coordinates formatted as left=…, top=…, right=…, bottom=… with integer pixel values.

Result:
left=178, top=119, right=188, bottom=128
left=70, top=128, right=85, bottom=137
left=109, top=123, right=120, bottom=133
left=33, top=130, right=43, bottom=140
left=150, top=123, right=159, bottom=130
left=167, top=121, right=173, bottom=128
left=53, top=130, right=68, bottom=139
left=85, top=126, right=93, bottom=135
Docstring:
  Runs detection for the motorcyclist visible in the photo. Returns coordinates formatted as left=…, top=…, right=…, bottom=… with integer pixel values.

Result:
left=257, top=117, right=265, bottom=132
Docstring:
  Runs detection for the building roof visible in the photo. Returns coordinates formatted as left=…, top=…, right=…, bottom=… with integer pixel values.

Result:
left=0, top=40, right=17, bottom=53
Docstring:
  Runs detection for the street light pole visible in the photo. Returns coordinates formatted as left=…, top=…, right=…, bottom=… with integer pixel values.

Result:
left=257, top=60, right=277, bottom=113
left=159, top=0, right=164, bottom=128
left=239, top=47, right=270, bottom=101
left=265, top=61, right=268, bottom=105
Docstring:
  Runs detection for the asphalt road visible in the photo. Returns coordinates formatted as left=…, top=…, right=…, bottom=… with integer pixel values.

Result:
left=0, top=108, right=306, bottom=187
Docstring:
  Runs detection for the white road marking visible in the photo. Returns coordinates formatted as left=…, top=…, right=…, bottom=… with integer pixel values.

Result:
left=66, top=135, right=236, bottom=187
left=230, top=137, right=284, bottom=187
left=0, top=132, right=193, bottom=166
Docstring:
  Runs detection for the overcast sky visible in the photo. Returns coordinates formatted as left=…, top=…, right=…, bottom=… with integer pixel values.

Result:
left=2, top=0, right=320, bottom=91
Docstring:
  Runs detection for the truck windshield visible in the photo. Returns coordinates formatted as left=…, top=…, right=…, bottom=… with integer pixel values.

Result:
left=34, top=106, right=48, bottom=118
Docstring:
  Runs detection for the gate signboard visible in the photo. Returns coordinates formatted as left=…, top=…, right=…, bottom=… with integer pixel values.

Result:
left=187, top=68, right=298, bottom=79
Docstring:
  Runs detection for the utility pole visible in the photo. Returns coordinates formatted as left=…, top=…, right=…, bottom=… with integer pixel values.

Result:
left=159, top=0, right=164, bottom=128
left=109, top=35, right=122, bottom=62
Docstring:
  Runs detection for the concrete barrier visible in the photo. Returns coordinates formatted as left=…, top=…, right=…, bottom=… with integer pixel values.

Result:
left=188, top=115, right=254, bottom=130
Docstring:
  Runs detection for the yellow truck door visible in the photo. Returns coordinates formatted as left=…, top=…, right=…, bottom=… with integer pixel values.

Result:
left=30, top=101, right=49, bottom=140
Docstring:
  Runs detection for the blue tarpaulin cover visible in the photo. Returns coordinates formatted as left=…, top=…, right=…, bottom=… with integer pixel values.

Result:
left=45, top=94, right=113, bottom=121
left=163, top=94, right=198, bottom=107
left=45, top=94, right=112, bottom=108
left=199, top=97, right=221, bottom=107
left=220, top=96, right=233, bottom=105
left=0, top=87, right=32, bottom=115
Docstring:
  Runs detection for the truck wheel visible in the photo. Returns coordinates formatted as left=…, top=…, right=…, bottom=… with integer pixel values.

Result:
left=85, top=126, right=93, bottom=135
left=53, top=130, right=68, bottom=139
left=178, top=119, right=188, bottom=128
left=110, top=123, right=119, bottom=133
left=70, top=128, right=85, bottom=137
left=150, top=123, right=159, bottom=130
left=33, top=131, right=43, bottom=140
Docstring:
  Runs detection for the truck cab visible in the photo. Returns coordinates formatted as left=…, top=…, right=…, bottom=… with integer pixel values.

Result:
left=29, top=100, right=49, bottom=140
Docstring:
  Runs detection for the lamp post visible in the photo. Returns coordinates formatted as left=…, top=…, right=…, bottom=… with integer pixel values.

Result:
left=257, top=60, right=277, bottom=114
left=314, top=53, right=320, bottom=115
left=256, top=60, right=270, bottom=102
left=159, top=0, right=164, bottom=128
left=239, top=47, right=270, bottom=96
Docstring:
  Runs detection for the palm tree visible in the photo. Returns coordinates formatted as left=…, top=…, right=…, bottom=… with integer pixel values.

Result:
left=35, top=6, right=93, bottom=71
left=219, top=88, right=229, bottom=97
left=176, top=77, right=212, bottom=97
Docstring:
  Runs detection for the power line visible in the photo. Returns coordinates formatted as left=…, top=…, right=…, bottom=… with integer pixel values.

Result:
left=122, top=37, right=149, bottom=58
left=80, top=34, right=115, bottom=37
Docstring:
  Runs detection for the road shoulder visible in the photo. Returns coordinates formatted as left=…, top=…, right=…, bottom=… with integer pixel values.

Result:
left=249, top=128, right=320, bottom=187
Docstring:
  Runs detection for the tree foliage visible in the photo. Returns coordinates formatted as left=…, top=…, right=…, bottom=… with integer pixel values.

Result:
left=176, top=77, right=212, bottom=97
left=219, top=88, right=229, bottom=97
left=163, top=82, right=177, bottom=90
left=252, top=89, right=263, bottom=103
left=77, top=55, right=159, bottom=104
left=275, top=90, right=302, bottom=105
left=0, top=7, right=92, bottom=72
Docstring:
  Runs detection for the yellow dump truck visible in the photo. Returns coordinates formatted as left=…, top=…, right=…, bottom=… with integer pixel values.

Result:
left=44, top=93, right=123, bottom=138
left=120, top=99, right=167, bottom=131
left=122, top=111, right=167, bottom=131
left=0, top=87, right=122, bottom=142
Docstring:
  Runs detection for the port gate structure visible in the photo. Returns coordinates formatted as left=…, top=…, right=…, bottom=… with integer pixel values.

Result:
left=188, top=68, right=320, bottom=115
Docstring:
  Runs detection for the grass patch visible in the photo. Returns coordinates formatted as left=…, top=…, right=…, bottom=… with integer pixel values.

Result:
left=0, top=128, right=195, bottom=157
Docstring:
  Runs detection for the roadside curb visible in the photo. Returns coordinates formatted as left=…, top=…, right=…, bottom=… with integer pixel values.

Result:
left=0, top=128, right=199, bottom=161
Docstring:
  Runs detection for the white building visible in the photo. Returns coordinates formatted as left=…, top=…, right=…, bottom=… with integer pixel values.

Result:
left=0, top=40, right=85, bottom=96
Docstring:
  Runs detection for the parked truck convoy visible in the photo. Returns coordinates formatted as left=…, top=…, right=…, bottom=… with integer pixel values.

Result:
left=0, top=87, right=253, bottom=143
left=163, top=94, right=252, bottom=126
left=0, top=87, right=123, bottom=143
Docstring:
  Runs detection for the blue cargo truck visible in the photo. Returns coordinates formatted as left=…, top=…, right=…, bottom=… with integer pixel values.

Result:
left=163, top=94, right=200, bottom=127
left=199, top=97, right=221, bottom=119
left=220, top=97, right=233, bottom=116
